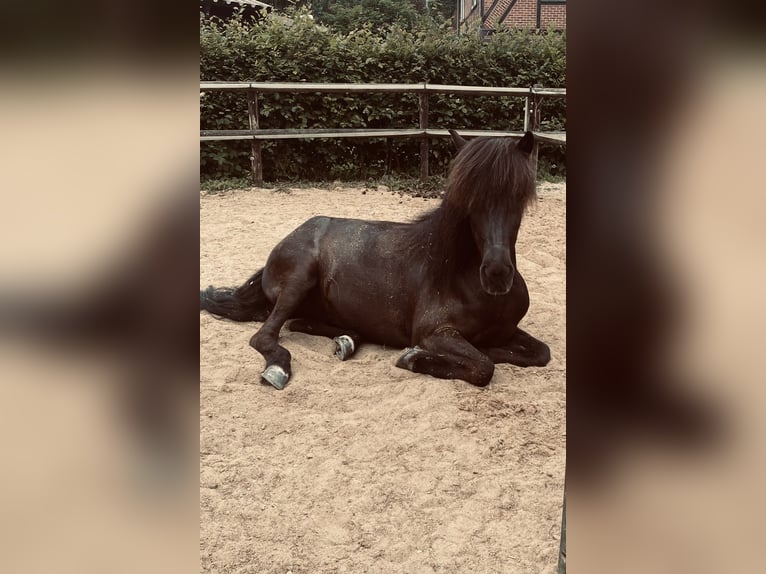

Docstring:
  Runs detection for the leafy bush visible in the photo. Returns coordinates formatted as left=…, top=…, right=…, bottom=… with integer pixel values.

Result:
left=200, top=9, right=566, bottom=181
left=310, top=0, right=429, bottom=33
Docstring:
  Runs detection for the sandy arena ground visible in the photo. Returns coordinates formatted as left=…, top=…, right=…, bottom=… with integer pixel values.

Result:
left=200, top=182, right=566, bottom=574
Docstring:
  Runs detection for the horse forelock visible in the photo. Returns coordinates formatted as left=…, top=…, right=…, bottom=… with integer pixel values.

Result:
left=444, top=137, right=536, bottom=216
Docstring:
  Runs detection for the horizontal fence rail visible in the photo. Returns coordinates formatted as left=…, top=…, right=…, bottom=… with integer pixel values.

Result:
left=200, top=82, right=566, bottom=185
left=200, top=128, right=566, bottom=145
left=200, top=81, right=565, bottom=96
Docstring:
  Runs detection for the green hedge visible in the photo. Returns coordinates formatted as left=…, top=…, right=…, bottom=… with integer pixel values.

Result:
left=200, top=10, right=566, bottom=181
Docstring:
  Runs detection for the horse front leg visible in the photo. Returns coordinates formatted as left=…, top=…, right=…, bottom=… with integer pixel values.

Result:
left=395, top=327, right=495, bottom=387
left=482, top=328, right=551, bottom=367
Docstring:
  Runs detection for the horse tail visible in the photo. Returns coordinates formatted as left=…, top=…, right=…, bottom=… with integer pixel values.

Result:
left=200, top=269, right=272, bottom=322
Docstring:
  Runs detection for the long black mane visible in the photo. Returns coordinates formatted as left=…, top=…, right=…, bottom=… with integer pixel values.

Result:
left=406, top=136, right=537, bottom=283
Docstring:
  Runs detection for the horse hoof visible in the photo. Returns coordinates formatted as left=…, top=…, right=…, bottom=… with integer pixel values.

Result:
left=395, top=346, right=423, bottom=368
left=333, top=335, right=355, bottom=361
left=261, top=365, right=289, bottom=390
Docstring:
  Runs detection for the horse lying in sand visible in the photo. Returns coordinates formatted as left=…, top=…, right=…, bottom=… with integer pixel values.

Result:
left=201, top=130, right=550, bottom=389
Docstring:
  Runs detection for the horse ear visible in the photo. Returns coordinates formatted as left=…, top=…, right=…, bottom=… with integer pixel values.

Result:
left=448, top=129, right=468, bottom=151
left=517, top=131, right=535, bottom=155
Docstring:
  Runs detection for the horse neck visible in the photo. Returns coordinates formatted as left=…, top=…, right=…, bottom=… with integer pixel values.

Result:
left=415, top=206, right=480, bottom=276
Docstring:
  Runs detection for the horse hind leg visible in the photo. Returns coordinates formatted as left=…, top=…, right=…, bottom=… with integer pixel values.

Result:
left=288, top=319, right=362, bottom=361
left=249, top=276, right=317, bottom=390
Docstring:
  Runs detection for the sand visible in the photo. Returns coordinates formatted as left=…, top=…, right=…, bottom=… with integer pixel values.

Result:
left=200, top=182, right=566, bottom=574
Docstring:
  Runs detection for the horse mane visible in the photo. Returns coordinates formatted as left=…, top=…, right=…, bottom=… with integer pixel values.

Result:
left=406, top=136, right=537, bottom=283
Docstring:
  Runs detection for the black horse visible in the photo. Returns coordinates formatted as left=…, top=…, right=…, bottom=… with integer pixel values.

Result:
left=200, top=131, right=550, bottom=389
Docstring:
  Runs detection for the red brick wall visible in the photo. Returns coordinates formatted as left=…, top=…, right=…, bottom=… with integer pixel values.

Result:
left=502, top=0, right=538, bottom=29
left=540, top=4, right=566, bottom=29
left=483, top=0, right=513, bottom=29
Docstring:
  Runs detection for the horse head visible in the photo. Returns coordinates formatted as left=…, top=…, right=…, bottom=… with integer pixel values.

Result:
left=446, top=131, right=536, bottom=296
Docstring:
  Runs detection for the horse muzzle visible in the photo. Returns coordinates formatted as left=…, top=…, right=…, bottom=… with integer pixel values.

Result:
left=480, top=262, right=515, bottom=296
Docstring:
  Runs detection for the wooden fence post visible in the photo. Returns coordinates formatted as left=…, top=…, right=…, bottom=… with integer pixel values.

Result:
left=530, top=92, right=542, bottom=178
left=246, top=90, right=263, bottom=187
left=523, top=93, right=530, bottom=133
left=419, top=91, right=429, bottom=181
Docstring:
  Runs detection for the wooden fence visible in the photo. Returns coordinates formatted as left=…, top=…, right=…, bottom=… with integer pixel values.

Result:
left=200, top=82, right=566, bottom=185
